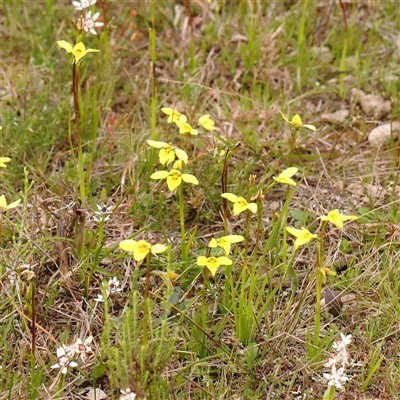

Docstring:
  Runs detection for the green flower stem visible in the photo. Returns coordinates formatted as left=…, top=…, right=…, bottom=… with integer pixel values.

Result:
left=313, top=221, right=327, bottom=353
left=237, top=209, right=252, bottom=341
left=289, top=127, right=299, bottom=156
left=143, top=253, right=151, bottom=346
left=56, top=373, right=65, bottom=398
left=149, top=0, right=157, bottom=140
left=179, top=182, right=187, bottom=261
left=255, top=198, right=262, bottom=250
left=72, top=62, right=86, bottom=207
left=0, top=215, right=3, bottom=246
left=322, top=384, right=335, bottom=400
left=200, top=266, right=208, bottom=355
left=243, top=209, right=252, bottom=271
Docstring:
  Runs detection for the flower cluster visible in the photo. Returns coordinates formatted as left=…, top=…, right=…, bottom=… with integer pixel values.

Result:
left=286, top=209, right=357, bottom=250
left=149, top=107, right=216, bottom=192
left=72, top=0, right=104, bottom=35
left=323, top=333, right=352, bottom=390
left=161, top=108, right=216, bottom=134
left=0, top=145, right=21, bottom=216
left=95, top=277, right=123, bottom=302
left=51, top=336, right=93, bottom=374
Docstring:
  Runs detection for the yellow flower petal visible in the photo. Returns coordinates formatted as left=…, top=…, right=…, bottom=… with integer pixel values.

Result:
left=172, top=160, right=183, bottom=169
left=159, top=147, right=175, bottom=165
left=232, top=202, right=246, bottom=216
left=162, top=271, right=179, bottom=281
left=0, top=195, right=21, bottom=211
left=205, top=260, right=219, bottom=277
left=150, top=170, right=170, bottom=180
left=161, top=107, right=181, bottom=123
left=196, top=256, right=208, bottom=266
left=175, top=148, right=188, bottom=163
left=57, top=40, right=73, bottom=53
left=0, top=195, right=7, bottom=209
left=208, top=238, right=218, bottom=248
left=119, top=239, right=138, bottom=252
left=273, top=176, right=297, bottom=186
left=198, top=114, right=216, bottom=131
left=280, top=167, right=298, bottom=178
left=246, top=202, right=258, bottom=213
left=181, top=173, right=198, bottom=185
left=286, top=226, right=318, bottom=249
left=291, top=114, right=303, bottom=128
left=133, top=240, right=152, bottom=261
left=218, top=256, right=233, bottom=266
left=6, top=199, right=21, bottom=209
left=166, top=175, right=182, bottom=191
left=279, top=111, right=291, bottom=124
left=151, top=244, right=167, bottom=254
left=0, top=157, right=11, bottom=168
left=225, top=235, right=244, bottom=243
left=302, top=124, right=316, bottom=132
left=319, top=267, right=336, bottom=283
left=147, top=140, right=167, bottom=149
left=72, top=42, right=87, bottom=64
left=215, top=238, right=231, bottom=255
left=221, top=193, right=239, bottom=203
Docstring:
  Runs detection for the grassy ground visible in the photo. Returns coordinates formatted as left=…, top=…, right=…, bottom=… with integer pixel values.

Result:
left=1, top=0, right=400, bottom=399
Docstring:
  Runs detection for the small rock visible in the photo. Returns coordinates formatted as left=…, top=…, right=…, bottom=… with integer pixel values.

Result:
left=86, top=388, right=108, bottom=400
left=321, top=109, right=350, bottom=124
left=350, top=88, right=391, bottom=119
left=368, top=122, right=399, bottom=148
left=321, top=288, right=343, bottom=317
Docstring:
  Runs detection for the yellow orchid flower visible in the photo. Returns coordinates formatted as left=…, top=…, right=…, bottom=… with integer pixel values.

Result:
left=175, top=115, right=199, bottom=136
left=198, top=114, right=216, bottom=131
left=221, top=193, right=257, bottom=216
left=119, top=239, right=166, bottom=262
left=0, top=157, right=11, bottom=168
left=280, top=111, right=316, bottom=131
left=150, top=169, right=198, bottom=192
left=147, top=140, right=188, bottom=166
left=272, top=167, right=298, bottom=187
left=196, top=256, right=232, bottom=277
left=161, top=271, right=179, bottom=281
left=0, top=195, right=21, bottom=213
left=286, top=226, right=318, bottom=249
left=161, top=107, right=184, bottom=124
left=318, top=209, right=357, bottom=229
left=172, top=159, right=183, bottom=169
left=57, top=40, right=100, bottom=64
left=208, top=235, right=244, bottom=255
left=319, top=267, right=336, bottom=283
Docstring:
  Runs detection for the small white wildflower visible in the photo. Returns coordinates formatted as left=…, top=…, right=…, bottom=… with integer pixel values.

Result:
left=324, top=354, right=340, bottom=368
left=93, top=203, right=113, bottom=223
left=64, top=336, right=93, bottom=361
left=332, top=333, right=352, bottom=353
left=120, top=388, right=137, bottom=400
left=94, top=294, right=105, bottom=302
left=51, top=347, right=78, bottom=375
left=323, top=365, right=349, bottom=389
left=107, top=277, right=122, bottom=296
left=72, top=0, right=96, bottom=10
left=83, top=10, right=104, bottom=35
left=6, top=268, right=18, bottom=285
